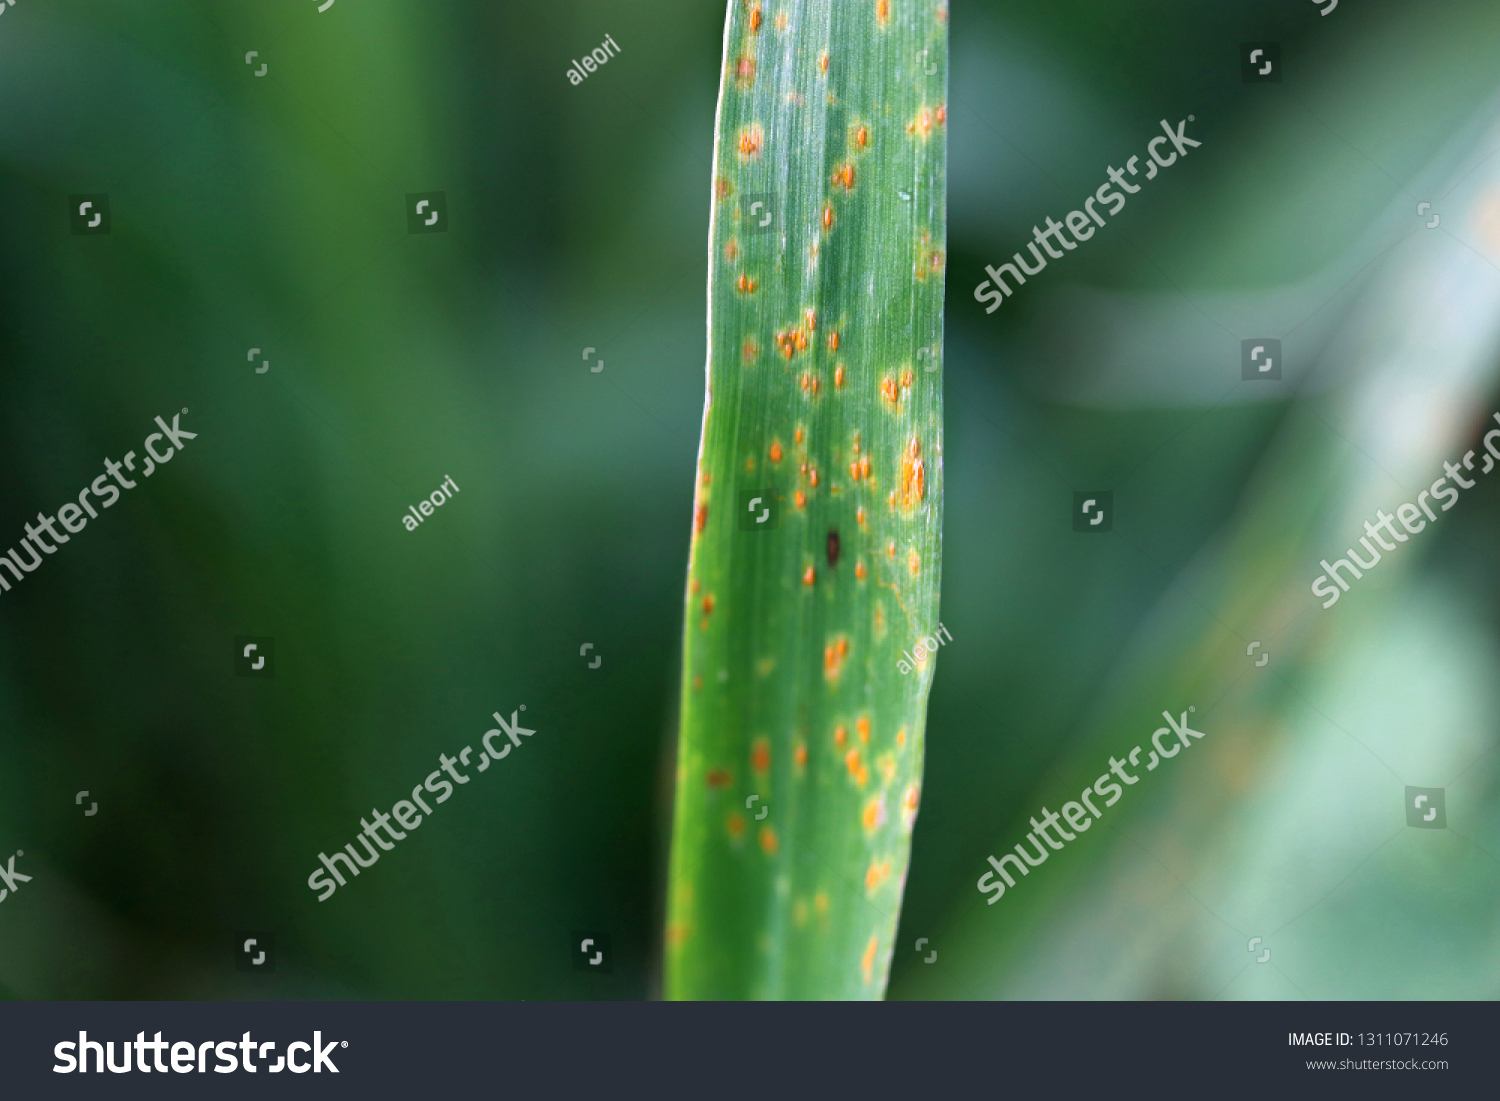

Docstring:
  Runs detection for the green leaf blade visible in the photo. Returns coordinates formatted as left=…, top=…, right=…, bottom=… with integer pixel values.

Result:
left=667, top=0, right=948, bottom=1000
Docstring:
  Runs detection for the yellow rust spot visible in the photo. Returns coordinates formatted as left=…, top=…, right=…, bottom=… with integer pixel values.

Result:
left=856, top=125, right=869, bottom=149
left=757, top=655, right=776, bottom=676
left=865, top=859, right=891, bottom=893
left=822, top=204, right=834, bottom=232
left=735, top=56, right=756, bottom=87
left=824, top=634, right=850, bottom=683
left=828, top=330, right=840, bottom=352
left=908, top=549, right=920, bottom=577
left=745, top=456, right=755, bottom=473
left=876, top=0, right=890, bottom=27
left=736, top=273, right=758, bottom=295
left=835, top=363, right=846, bottom=389
left=896, top=726, right=906, bottom=747
left=818, top=50, right=828, bottom=76
left=749, top=3, right=762, bottom=32
left=809, top=467, right=819, bottom=488
left=794, top=489, right=807, bottom=510
left=794, top=425, right=804, bottom=444
left=716, top=176, right=734, bottom=201
left=742, top=338, right=759, bottom=364
left=880, top=377, right=899, bottom=406
left=738, top=123, right=763, bottom=160
left=856, top=506, right=868, bottom=530
left=902, top=783, right=920, bottom=829
left=886, top=540, right=896, bottom=558
left=857, top=715, right=871, bottom=743
left=759, top=825, right=778, bottom=855
left=727, top=812, right=746, bottom=839
left=911, top=106, right=934, bottom=140
left=815, top=892, right=830, bottom=915
left=835, top=724, right=847, bottom=747
left=877, top=752, right=896, bottom=783
left=861, top=934, right=879, bottom=985
left=689, top=578, right=699, bottom=595
left=804, top=309, right=816, bottom=330
left=701, top=594, right=715, bottom=617
left=769, top=439, right=783, bottom=463
left=774, top=10, right=787, bottom=31
left=751, top=738, right=771, bottom=776
left=845, top=748, right=867, bottom=787
left=862, top=794, right=886, bottom=832
left=899, top=435, right=925, bottom=511
left=794, top=742, right=808, bottom=771
left=900, top=367, right=914, bottom=389
left=802, top=564, right=816, bottom=587
left=855, top=560, right=866, bottom=580
left=724, top=239, right=739, bottom=263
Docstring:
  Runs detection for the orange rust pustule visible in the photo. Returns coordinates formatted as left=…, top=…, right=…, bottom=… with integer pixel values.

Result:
left=735, top=56, right=756, bottom=86
left=822, top=204, right=834, bottom=231
left=876, top=0, right=890, bottom=27
left=861, top=935, right=878, bottom=984
left=856, top=125, right=869, bottom=148
left=749, top=4, right=762, bottom=32
left=865, top=859, right=891, bottom=892
left=862, top=794, right=885, bottom=832
left=881, top=377, right=899, bottom=405
left=701, top=595, right=715, bottom=616
left=835, top=363, right=845, bottom=388
left=794, top=489, right=806, bottom=509
left=794, top=743, right=808, bottom=769
left=738, top=123, right=763, bottom=160
left=828, top=330, right=840, bottom=352
left=936, top=103, right=947, bottom=125
left=724, top=239, right=739, bottom=263
left=802, top=564, right=815, bottom=587
left=706, top=769, right=732, bottom=788
left=899, top=435, right=926, bottom=511
left=727, top=812, right=746, bottom=839
left=835, top=724, right=847, bottom=747
left=769, top=440, right=783, bottom=463
left=736, top=273, right=758, bottom=294
left=742, top=338, right=759, bottom=363
left=759, top=826, right=778, bottom=855
left=857, top=716, right=870, bottom=743
left=751, top=738, right=771, bottom=775
left=694, top=503, right=707, bottom=534
left=854, top=560, right=867, bottom=580
left=818, top=50, right=828, bottom=75
left=715, top=176, right=734, bottom=201
left=833, top=163, right=855, bottom=190
left=908, top=548, right=920, bottom=577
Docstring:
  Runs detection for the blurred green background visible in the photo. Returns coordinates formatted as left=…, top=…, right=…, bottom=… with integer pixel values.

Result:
left=1, top=0, right=1498, bottom=1000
